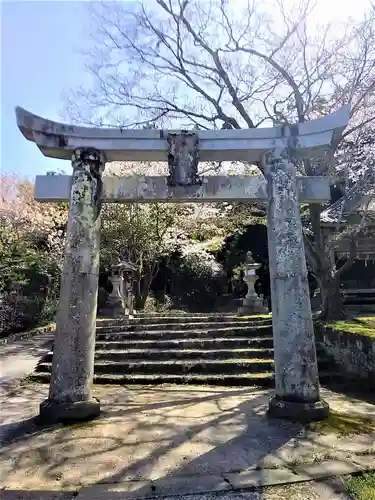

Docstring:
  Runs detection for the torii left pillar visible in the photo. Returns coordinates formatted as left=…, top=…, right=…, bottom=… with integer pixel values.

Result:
left=39, top=147, right=104, bottom=424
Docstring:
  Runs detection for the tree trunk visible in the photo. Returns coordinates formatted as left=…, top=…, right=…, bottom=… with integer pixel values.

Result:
left=135, top=270, right=153, bottom=310
left=319, top=274, right=346, bottom=320
left=155, top=285, right=166, bottom=304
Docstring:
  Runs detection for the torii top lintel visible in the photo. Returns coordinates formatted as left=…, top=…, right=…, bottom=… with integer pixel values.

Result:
left=15, top=106, right=350, bottom=163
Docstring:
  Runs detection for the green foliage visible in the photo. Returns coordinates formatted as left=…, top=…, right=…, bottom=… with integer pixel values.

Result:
left=0, top=174, right=68, bottom=334
left=218, top=223, right=268, bottom=271
left=101, top=202, right=180, bottom=265
left=308, top=411, right=375, bottom=435
left=166, top=247, right=226, bottom=311
left=202, top=236, right=225, bottom=252
left=142, top=295, right=183, bottom=314
left=100, top=201, right=268, bottom=310
left=0, top=229, right=60, bottom=335
left=101, top=202, right=193, bottom=307
left=328, top=316, right=375, bottom=338
left=0, top=231, right=58, bottom=291
left=346, top=472, right=375, bottom=500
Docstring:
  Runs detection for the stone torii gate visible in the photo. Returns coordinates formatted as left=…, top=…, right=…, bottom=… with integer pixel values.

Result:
left=15, top=105, right=349, bottom=424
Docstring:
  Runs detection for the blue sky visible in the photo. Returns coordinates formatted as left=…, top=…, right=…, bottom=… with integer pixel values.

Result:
left=1, top=0, right=371, bottom=182
left=1, top=1, right=90, bottom=179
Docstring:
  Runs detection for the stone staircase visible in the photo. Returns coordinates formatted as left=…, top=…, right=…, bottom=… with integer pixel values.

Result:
left=343, top=289, right=375, bottom=314
left=31, top=313, right=336, bottom=387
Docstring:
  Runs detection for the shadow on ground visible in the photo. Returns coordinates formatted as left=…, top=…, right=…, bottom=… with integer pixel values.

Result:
left=323, top=379, right=375, bottom=406
left=0, top=387, right=295, bottom=498
left=0, top=335, right=54, bottom=359
left=2, top=384, right=372, bottom=499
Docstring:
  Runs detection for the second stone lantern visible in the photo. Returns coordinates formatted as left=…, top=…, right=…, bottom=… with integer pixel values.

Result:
left=238, top=252, right=268, bottom=314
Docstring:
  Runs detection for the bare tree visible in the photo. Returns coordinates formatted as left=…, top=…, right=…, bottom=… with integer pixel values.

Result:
left=64, top=0, right=375, bottom=319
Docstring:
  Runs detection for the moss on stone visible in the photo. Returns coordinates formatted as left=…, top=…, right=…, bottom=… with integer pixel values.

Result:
left=328, top=316, right=375, bottom=338
left=307, top=410, right=375, bottom=435
left=62, top=419, right=104, bottom=430
left=238, top=314, right=272, bottom=319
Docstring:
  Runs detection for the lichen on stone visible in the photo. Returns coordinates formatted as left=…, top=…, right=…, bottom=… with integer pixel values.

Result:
left=166, top=131, right=200, bottom=187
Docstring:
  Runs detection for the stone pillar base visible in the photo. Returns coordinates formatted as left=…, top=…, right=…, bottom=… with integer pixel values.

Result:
left=100, top=297, right=125, bottom=318
left=38, top=397, right=100, bottom=425
left=268, top=395, right=329, bottom=422
left=239, top=297, right=268, bottom=314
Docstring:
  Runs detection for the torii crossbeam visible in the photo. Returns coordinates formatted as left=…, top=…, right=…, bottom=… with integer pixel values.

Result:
left=16, top=106, right=347, bottom=162
left=34, top=174, right=330, bottom=204
left=15, top=105, right=350, bottom=425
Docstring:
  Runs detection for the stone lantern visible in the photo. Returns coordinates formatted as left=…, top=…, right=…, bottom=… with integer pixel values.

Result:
left=105, top=259, right=137, bottom=318
left=122, top=260, right=138, bottom=318
left=238, top=252, right=268, bottom=314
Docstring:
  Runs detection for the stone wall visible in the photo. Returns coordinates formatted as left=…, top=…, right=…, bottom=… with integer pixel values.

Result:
left=316, top=325, right=375, bottom=384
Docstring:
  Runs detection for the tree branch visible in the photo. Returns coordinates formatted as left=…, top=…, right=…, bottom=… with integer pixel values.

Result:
left=157, top=0, right=256, bottom=128
left=335, top=237, right=357, bottom=277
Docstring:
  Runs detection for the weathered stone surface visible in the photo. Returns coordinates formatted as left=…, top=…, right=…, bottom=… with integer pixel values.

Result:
left=34, top=174, right=330, bottom=204
left=316, top=325, right=375, bottom=384
left=39, top=398, right=100, bottom=424
left=41, top=147, right=104, bottom=422
left=264, top=146, right=325, bottom=415
left=238, top=255, right=268, bottom=314
left=351, top=454, right=375, bottom=469
left=77, top=474, right=230, bottom=499
left=311, top=476, right=352, bottom=500
left=15, top=105, right=349, bottom=162
left=268, top=396, right=329, bottom=422
left=101, top=274, right=125, bottom=318
left=224, top=468, right=307, bottom=488
left=292, top=459, right=361, bottom=478
left=167, top=131, right=200, bottom=186
left=1, top=384, right=375, bottom=493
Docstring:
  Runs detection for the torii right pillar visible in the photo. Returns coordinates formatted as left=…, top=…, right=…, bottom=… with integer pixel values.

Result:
left=264, top=146, right=329, bottom=421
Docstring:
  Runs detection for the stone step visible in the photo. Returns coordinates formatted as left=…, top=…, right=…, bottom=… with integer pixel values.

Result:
left=96, top=320, right=272, bottom=333
left=42, top=347, right=274, bottom=363
left=94, top=336, right=275, bottom=350
left=36, top=356, right=333, bottom=376
left=134, top=312, right=220, bottom=316
left=95, top=326, right=273, bottom=342
left=344, top=297, right=375, bottom=308
left=30, top=371, right=275, bottom=387
left=97, top=315, right=272, bottom=326
left=97, top=347, right=330, bottom=361
left=31, top=308, right=339, bottom=388
left=29, top=370, right=343, bottom=387
left=36, top=358, right=275, bottom=375
left=346, top=304, right=375, bottom=312
left=132, top=312, right=269, bottom=318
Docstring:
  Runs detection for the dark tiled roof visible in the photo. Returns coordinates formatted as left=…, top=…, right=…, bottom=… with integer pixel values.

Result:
left=320, top=169, right=375, bottom=223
